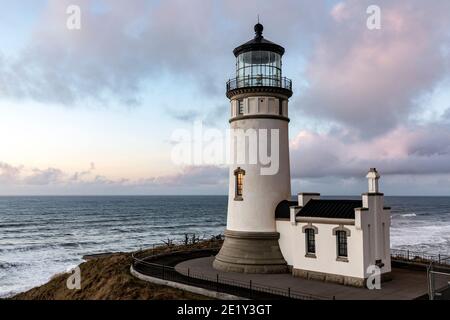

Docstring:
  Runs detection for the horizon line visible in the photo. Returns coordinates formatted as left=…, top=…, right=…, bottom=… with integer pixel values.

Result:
left=0, top=194, right=449, bottom=197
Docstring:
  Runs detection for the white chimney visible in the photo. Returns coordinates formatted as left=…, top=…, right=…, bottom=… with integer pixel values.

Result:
left=366, top=168, right=380, bottom=193
left=297, top=193, right=320, bottom=207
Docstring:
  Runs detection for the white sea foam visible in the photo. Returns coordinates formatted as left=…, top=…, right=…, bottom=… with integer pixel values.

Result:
left=391, top=223, right=450, bottom=253
left=401, top=213, right=417, bottom=217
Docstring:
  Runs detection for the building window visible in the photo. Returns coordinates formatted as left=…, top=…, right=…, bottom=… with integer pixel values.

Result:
left=305, top=228, right=316, bottom=254
left=278, top=99, right=283, bottom=115
left=336, top=230, right=348, bottom=258
left=234, top=167, right=245, bottom=200
left=238, top=100, right=244, bottom=115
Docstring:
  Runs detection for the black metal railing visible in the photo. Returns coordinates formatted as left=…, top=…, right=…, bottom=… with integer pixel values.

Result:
left=131, top=247, right=331, bottom=300
left=226, top=75, right=292, bottom=92
left=391, top=249, right=450, bottom=267
left=130, top=240, right=450, bottom=300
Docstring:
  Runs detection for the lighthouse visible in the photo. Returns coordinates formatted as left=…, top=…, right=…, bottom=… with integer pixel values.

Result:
left=213, top=23, right=293, bottom=273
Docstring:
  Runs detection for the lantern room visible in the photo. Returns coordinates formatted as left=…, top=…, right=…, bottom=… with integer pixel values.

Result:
left=226, top=23, right=292, bottom=97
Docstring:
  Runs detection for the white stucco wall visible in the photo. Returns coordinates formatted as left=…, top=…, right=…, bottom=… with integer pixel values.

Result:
left=276, top=220, right=294, bottom=265
left=227, top=116, right=291, bottom=232
left=357, top=195, right=392, bottom=276
left=277, top=221, right=366, bottom=279
left=227, top=95, right=291, bottom=233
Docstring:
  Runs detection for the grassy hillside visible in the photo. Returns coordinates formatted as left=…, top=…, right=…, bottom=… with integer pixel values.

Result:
left=11, top=240, right=221, bottom=300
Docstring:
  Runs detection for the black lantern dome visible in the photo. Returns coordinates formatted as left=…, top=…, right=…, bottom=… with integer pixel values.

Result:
left=233, top=23, right=285, bottom=57
left=226, top=23, right=292, bottom=98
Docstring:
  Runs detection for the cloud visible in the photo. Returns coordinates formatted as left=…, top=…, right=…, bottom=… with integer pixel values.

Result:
left=290, top=122, right=450, bottom=179
left=167, top=104, right=228, bottom=126
left=167, top=109, right=201, bottom=123
left=3, top=0, right=447, bottom=136
left=0, top=160, right=227, bottom=195
left=0, top=0, right=227, bottom=106
left=0, top=162, right=22, bottom=183
left=297, top=0, right=450, bottom=137
left=0, top=0, right=332, bottom=107
left=23, top=168, right=64, bottom=185
left=1, top=0, right=450, bottom=195
left=156, top=165, right=227, bottom=186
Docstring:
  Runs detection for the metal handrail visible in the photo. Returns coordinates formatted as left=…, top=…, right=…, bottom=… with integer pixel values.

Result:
left=391, top=249, right=450, bottom=266
left=131, top=246, right=330, bottom=300
left=226, top=75, right=292, bottom=92
left=131, top=241, right=450, bottom=300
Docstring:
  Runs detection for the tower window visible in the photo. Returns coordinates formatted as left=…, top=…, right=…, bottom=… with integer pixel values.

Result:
left=238, top=100, right=244, bottom=115
left=278, top=99, right=283, bottom=115
left=305, top=229, right=316, bottom=255
left=234, top=167, right=245, bottom=200
left=336, top=231, right=348, bottom=258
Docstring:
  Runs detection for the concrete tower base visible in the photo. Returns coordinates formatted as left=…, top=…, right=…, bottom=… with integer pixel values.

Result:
left=213, top=230, right=288, bottom=274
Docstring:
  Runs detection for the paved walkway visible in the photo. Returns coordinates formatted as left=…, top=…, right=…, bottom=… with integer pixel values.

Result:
left=175, top=256, right=431, bottom=300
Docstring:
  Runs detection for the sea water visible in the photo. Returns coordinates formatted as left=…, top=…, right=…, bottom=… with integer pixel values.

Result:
left=0, top=195, right=449, bottom=297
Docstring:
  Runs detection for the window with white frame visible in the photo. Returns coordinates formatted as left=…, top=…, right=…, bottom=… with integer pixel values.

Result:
left=305, top=228, right=316, bottom=254
left=336, top=230, right=348, bottom=258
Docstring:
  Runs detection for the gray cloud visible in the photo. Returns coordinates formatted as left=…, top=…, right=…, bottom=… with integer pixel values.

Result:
left=167, top=108, right=201, bottom=123
left=0, top=160, right=227, bottom=195
left=0, top=162, right=22, bottom=183
left=297, top=0, right=450, bottom=138
left=290, top=122, right=450, bottom=179
left=2, top=0, right=447, bottom=139
left=0, top=0, right=329, bottom=106
left=23, top=168, right=64, bottom=185
left=142, top=165, right=227, bottom=187
left=167, top=104, right=228, bottom=126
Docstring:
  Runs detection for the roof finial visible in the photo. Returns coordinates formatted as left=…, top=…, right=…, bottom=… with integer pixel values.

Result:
left=254, top=17, right=263, bottom=39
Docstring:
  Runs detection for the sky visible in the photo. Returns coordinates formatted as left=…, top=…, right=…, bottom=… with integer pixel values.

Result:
left=0, top=0, right=450, bottom=195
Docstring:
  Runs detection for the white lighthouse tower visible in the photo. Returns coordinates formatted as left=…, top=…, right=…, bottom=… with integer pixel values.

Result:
left=214, top=23, right=293, bottom=273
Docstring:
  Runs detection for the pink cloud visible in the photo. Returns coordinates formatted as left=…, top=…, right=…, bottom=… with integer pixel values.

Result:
left=290, top=123, right=450, bottom=179
left=298, top=0, right=450, bottom=137
left=330, top=2, right=350, bottom=22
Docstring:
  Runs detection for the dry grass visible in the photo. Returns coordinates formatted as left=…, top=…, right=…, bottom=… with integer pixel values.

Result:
left=11, top=240, right=222, bottom=300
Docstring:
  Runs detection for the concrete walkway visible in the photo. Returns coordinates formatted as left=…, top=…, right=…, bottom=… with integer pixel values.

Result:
left=175, top=256, right=431, bottom=300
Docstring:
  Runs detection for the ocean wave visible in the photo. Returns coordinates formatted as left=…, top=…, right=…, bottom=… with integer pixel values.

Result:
left=0, top=243, right=58, bottom=253
left=1, top=195, right=449, bottom=298
left=0, top=262, right=26, bottom=270
left=401, top=213, right=417, bottom=217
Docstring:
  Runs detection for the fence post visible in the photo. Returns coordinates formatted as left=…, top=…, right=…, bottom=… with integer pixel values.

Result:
left=407, top=250, right=410, bottom=261
left=439, top=254, right=441, bottom=264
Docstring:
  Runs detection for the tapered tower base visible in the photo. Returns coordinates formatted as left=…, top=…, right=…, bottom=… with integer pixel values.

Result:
left=213, top=230, right=288, bottom=274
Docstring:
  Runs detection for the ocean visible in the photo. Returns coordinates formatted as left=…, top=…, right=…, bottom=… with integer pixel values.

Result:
left=0, top=195, right=449, bottom=298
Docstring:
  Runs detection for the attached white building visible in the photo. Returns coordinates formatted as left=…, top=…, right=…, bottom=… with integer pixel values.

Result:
left=214, top=23, right=392, bottom=288
left=275, top=169, right=392, bottom=287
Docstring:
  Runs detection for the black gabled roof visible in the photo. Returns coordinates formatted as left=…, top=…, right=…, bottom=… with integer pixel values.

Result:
left=298, top=200, right=362, bottom=220
left=274, top=199, right=363, bottom=220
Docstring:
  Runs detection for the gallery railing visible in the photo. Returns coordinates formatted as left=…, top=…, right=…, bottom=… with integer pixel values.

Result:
left=226, top=75, right=292, bottom=92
